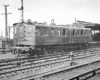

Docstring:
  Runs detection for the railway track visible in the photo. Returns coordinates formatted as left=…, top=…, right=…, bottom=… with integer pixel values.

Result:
left=0, top=47, right=100, bottom=80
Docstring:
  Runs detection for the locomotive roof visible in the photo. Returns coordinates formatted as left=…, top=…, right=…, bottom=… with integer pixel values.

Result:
left=35, top=24, right=91, bottom=30
left=13, top=22, right=91, bottom=30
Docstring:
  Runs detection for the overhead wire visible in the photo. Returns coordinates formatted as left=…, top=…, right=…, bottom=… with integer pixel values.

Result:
left=8, top=4, right=49, bottom=17
left=0, top=3, right=49, bottom=17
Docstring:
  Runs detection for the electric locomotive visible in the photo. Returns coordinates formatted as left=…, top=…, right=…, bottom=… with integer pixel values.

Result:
left=12, top=20, right=92, bottom=57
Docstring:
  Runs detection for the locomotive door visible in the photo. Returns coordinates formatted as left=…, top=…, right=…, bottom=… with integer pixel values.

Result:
left=18, top=25, right=24, bottom=40
left=13, top=24, right=24, bottom=45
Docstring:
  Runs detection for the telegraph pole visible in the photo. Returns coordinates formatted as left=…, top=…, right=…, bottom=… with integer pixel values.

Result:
left=18, top=0, right=24, bottom=22
left=1, top=5, right=11, bottom=45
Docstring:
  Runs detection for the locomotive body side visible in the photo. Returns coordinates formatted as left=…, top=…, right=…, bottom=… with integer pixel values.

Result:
left=13, top=23, right=92, bottom=47
left=35, top=25, right=69, bottom=45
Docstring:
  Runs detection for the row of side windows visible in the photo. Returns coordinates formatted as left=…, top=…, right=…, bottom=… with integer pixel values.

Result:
left=36, top=28, right=69, bottom=36
left=71, top=29, right=91, bottom=36
left=35, top=28, right=91, bottom=36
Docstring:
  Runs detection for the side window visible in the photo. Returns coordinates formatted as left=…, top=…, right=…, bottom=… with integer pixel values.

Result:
left=72, top=29, right=75, bottom=36
left=66, top=29, right=69, bottom=36
left=51, top=28, right=54, bottom=36
left=83, top=30, right=85, bottom=35
left=85, top=30, right=88, bottom=36
left=47, top=28, right=51, bottom=35
left=79, top=30, right=82, bottom=36
left=74, top=29, right=77, bottom=36
left=63, top=29, right=66, bottom=36
left=38, top=27, right=46, bottom=36
left=89, top=30, right=91, bottom=36
left=35, top=28, right=40, bottom=36
left=71, top=29, right=73, bottom=35
left=58, top=30, right=60, bottom=35
left=54, top=28, right=60, bottom=36
left=86, top=30, right=88, bottom=36
left=87, top=30, right=91, bottom=36
left=60, top=28, right=63, bottom=36
left=81, top=30, right=83, bottom=35
left=83, top=30, right=87, bottom=36
left=70, top=29, right=75, bottom=36
left=44, top=29, right=47, bottom=35
left=75, top=29, right=79, bottom=36
left=77, top=29, right=80, bottom=36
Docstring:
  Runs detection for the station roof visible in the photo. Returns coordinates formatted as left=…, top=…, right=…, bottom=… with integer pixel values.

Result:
left=76, top=20, right=100, bottom=30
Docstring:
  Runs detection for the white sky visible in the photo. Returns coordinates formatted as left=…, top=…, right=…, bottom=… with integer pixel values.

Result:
left=0, top=0, right=100, bottom=37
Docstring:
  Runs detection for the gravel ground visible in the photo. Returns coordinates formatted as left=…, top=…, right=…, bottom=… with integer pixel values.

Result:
left=87, top=74, right=100, bottom=80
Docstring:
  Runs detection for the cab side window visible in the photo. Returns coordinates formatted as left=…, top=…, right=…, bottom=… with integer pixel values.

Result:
left=36, top=27, right=47, bottom=36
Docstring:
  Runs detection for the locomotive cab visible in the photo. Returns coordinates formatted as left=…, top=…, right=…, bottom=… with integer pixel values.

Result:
left=13, top=22, right=38, bottom=57
left=14, top=23, right=36, bottom=46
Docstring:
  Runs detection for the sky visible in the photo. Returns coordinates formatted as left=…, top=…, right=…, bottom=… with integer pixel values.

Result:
left=0, top=0, right=100, bottom=37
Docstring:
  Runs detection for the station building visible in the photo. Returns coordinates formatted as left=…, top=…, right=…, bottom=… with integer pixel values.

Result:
left=75, top=20, right=100, bottom=41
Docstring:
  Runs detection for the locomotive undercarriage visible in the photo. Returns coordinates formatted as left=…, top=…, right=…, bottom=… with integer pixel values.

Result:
left=13, top=43, right=90, bottom=57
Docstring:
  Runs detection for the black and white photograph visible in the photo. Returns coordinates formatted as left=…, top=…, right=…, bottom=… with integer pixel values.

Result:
left=0, top=0, right=100, bottom=80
